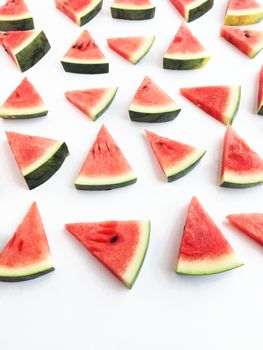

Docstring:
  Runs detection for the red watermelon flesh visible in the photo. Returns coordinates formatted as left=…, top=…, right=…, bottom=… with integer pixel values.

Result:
left=63, top=30, right=106, bottom=62
left=0, top=202, right=54, bottom=280
left=176, top=196, right=243, bottom=275
left=65, top=220, right=150, bottom=288
left=220, top=26, right=263, bottom=58
left=227, top=0, right=262, bottom=11
left=227, top=213, right=263, bottom=246
left=258, top=65, right=263, bottom=114
left=180, top=85, right=241, bottom=125
left=170, top=0, right=195, bottom=18
left=6, top=131, right=62, bottom=176
left=0, top=30, right=34, bottom=62
left=112, top=0, right=153, bottom=6
left=0, top=0, right=29, bottom=17
left=221, top=126, right=263, bottom=187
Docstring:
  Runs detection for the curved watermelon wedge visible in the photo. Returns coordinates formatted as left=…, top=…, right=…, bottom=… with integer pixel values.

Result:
left=180, top=85, right=241, bottom=125
left=227, top=213, right=263, bottom=246
left=0, top=30, right=50, bottom=72
left=111, top=0, right=155, bottom=20
left=0, top=78, right=47, bottom=119
left=258, top=65, right=263, bottom=115
left=221, top=26, right=263, bottom=58
left=107, top=36, right=155, bottom=64
left=145, top=130, right=206, bottom=182
left=0, top=0, right=34, bottom=31
left=65, top=87, right=118, bottom=121
left=170, top=0, right=214, bottom=22
left=163, top=22, right=210, bottom=70
left=221, top=126, right=263, bottom=188
left=0, top=202, right=54, bottom=282
left=7, top=131, right=69, bottom=190
left=65, top=220, right=150, bottom=288
left=75, top=125, right=137, bottom=190
left=129, top=76, right=181, bottom=123
left=176, top=197, right=243, bottom=275
left=61, top=30, right=109, bottom=74
left=55, top=0, right=103, bottom=26
left=224, top=0, right=263, bottom=26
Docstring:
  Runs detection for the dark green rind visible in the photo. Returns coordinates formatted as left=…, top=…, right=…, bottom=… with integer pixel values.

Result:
left=163, top=57, right=209, bottom=70
left=187, top=0, right=214, bottom=22
left=111, top=7, right=155, bottom=20
left=129, top=109, right=181, bottom=123
left=0, top=17, right=34, bottom=31
left=15, top=31, right=51, bottom=72
left=79, top=1, right=103, bottom=26
left=125, top=222, right=151, bottom=289
left=258, top=105, right=263, bottom=115
left=94, top=89, right=118, bottom=120
left=0, top=110, right=48, bottom=119
left=0, top=267, right=55, bottom=282
left=167, top=153, right=206, bottom=182
left=61, top=61, right=109, bottom=74
left=176, top=263, right=243, bottom=275
left=24, top=142, right=69, bottom=190
left=220, top=180, right=263, bottom=189
left=75, top=178, right=137, bottom=191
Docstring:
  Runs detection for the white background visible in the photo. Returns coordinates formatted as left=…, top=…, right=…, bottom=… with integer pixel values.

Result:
left=0, top=0, right=263, bottom=349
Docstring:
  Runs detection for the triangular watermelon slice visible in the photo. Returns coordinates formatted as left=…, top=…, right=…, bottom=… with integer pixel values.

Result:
left=55, top=0, right=102, bottom=26
left=180, top=85, right=241, bottom=125
left=221, top=26, right=263, bottom=58
left=145, top=130, right=206, bottom=182
left=107, top=36, right=155, bottom=64
left=227, top=213, right=263, bottom=246
left=0, top=0, right=34, bottom=31
left=0, top=77, right=48, bottom=119
left=61, top=30, right=109, bottom=74
left=258, top=65, right=263, bottom=115
left=221, top=126, right=263, bottom=188
left=224, top=0, right=263, bottom=26
left=111, top=0, right=155, bottom=20
left=75, top=125, right=137, bottom=190
left=65, top=220, right=150, bottom=288
left=7, top=131, right=69, bottom=190
left=170, top=0, right=214, bottom=22
left=65, top=87, right=118, bottom=121
left=176, top=197, right=243, bottom=275
left=129, top=76, right=181, bottom=123
left=163, top=22, right=210, bottom=70
left=0, top=202, right=54, bottom=282
left=0, top=30, right=50, bottom=72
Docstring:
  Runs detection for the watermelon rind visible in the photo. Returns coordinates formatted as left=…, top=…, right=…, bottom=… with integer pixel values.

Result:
left=110, top=3, right=155, bottom=20
left=0, top=105, right=48, bottom=119
left=129, top=102, right=181, bottom=123
left=220, top=171, right=263, bottom=189
left=176, top=252, right=244, bottom=275
left=75, top=172, right=137, bottom=190
left=172, top=0, right=214, bottom=22
left=166, top=149, right=206, bottom=182
left=75, top=0, right=103, bottom=26
left=223, top=86, right=241, bottom=125
left=0, top=15, right=34, bottom=31
left=122, top=221, right=150, bottom=289
left=259, top=105, right=263, bottom=115
left=224, top=8, right=263, bottom=26
left=61, top=57, right=109, bottom=74
left=12, top=30, right=51, bottom=72
left=163, top=54, right=210, bottom=70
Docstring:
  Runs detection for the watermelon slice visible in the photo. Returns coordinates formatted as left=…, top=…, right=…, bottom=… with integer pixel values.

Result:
left=224, top=0, right=263, bottom=26
left=145, top=130, right=206, bottom=182
left=227, top=213, right=263, bottom=246
left=55, top=0, right=103, bottom=26
left=0, top=78, right=47, bottom=119
left=0, top=30, right=50, bottom=72
left=258, top=65, right=263, bottom=115
left=180, top=85, right=241, bottom=125
left=75, top=125, right=137, bottom=190
left=176, top=197, right=243, bottom=275
left=7, top=131, right=69, bottom=190
left=221, top=126, right=263, bottom=188
left=170, top=0, right=214, bottom=22
left=111, top=0, right=155, bottom=20
left=220, top=26, right=263, bottom=58
left=65, top=220, right=150, bottom=288
left=0, top=202, right=54, bottom=282
left=65, top=87, right=118, bottom=121
left=0, top=0, right=34, bottom=31
left=163, top=22, right=210, bottom=70
left=107, top=36, right=155, bottom=65
left=129, top=76, right=181, bottom=123
left=61, top=30, right=109, bottom=74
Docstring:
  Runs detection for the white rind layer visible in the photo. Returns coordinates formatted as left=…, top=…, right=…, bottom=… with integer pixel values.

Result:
left=185, top=0, right=209, bottom=20
left=223, top=86, right=241, bottom=124
left=111, top=3, right=154, bottom=10
left=90, top=87, right=118, bottom=119
left=61, top=56, right=108, bottom=64
left=76, top=0, right=102, bottom=25
left=0, top=13, right=31, bottom=20
left=0, top=105, right=47, bottom=117
left=221, top=170, right=263, bottom=185
left=130, top=36, right=155, bottom=64
left=129, top=102, right=179, bottom=114
left=164, top=50, right=210, bottom=60
left=75, top=172, right=136, bottom=186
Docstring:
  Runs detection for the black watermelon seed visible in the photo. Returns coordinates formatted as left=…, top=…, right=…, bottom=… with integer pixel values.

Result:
left=110, top=235, right=119, bottom=243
